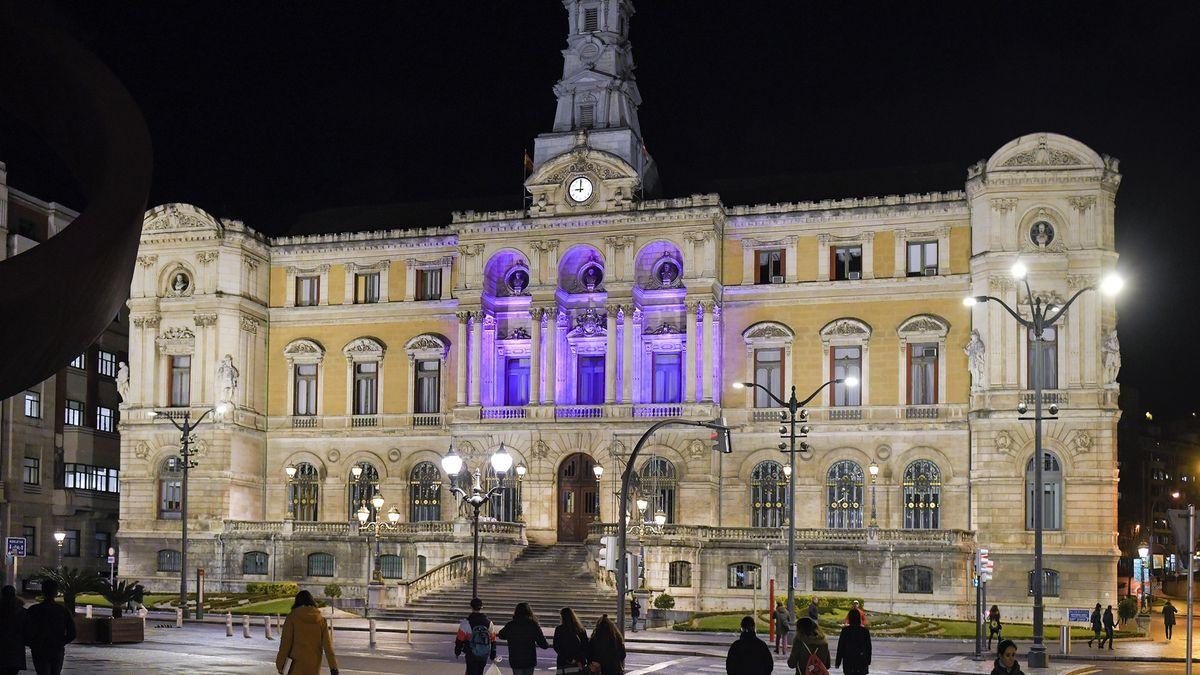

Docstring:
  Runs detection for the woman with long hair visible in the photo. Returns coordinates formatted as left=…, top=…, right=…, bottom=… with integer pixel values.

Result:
left=0, top=585, right=27, bottom=675
left=587, top=615, right=626, bottom=675
left=275, top=590, right=339, bottom=675
left=787, top=617, right=831, bottom=673
left=498, top=602, right=549, bottom=675
left=552, top=607, right=589, bottom=674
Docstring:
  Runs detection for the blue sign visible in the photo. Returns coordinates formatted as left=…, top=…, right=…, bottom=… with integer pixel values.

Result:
left=1068, top=609, right=1091, bottom=622
left=5, top=537, right=26, bottom=557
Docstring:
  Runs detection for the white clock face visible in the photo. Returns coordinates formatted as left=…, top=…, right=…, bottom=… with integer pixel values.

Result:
left=568, top=176, right=594, bottom=203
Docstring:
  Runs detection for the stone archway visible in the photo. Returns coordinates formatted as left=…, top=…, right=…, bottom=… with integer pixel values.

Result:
left=556, top=452, right=598, bottom=542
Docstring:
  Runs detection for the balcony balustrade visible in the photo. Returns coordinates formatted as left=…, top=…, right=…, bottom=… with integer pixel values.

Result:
left=587, top=522, right=974, bottom=548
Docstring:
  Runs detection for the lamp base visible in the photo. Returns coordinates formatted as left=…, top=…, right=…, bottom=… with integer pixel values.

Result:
left=1026, top=646, right=1049, bottom=668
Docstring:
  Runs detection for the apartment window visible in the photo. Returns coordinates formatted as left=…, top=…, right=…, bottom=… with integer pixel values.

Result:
left=1028, top=569, right=1061, bottom=597
left=22, top=526, right=36, bottom=557
left=64, top=400, right=84, bottom=427
left=294, top=364, right=318, bottom=416
left=578, top=104, right=595, bottom=129
left=159, top=458, right=183, bottom=519
left=756, top=249, right=784, bottom=284
left=23, top=390, right=40, bottom=419
left=157, top=549, right=182, bottom=573
left=65, top=463, right=120, bottom=493
left=295, top=275, right=320, bottom=306
left=1027, top=327, right=1058, bottom=389
left=22, top=457, right=39, bottom=486
left=69, top=353, right=86, bottom=369
left=95, top=532, right=111, bottom=559
left=353, top=362, right=378, bottom=415
left=243, top=551, right=269, bottom=575
left=651, top=352, right=682, bottom=404
left=96, top=406, right=116, bottom=433
left=415, top=268, right=442, bottom=301
left=379, top=554, right=403, bottom=579
left=414, top=359, right=441, bottom=413
left=307, top=552, right=335, bottom=577
left=907, top=343, right=938, bottom=405
left=1026, top=452, right=1063, bottom=531
left=728, top=563, right=761, bottom=589
left=831, top=245, right=863, bottom=280
left=169, top=355, right=191, bottom=407
left=577, top=355, right=605, bottom=405
left=753, top=348, right=782, bottom=408
left=504, top=357, right=531, bottom=406
left=669, top=561, right=692, bottom=587
left=98, top=350, right=118, bottom=378
left=63, top=530, right=80, bottom=557
left=582, top=7, right=598, bottom=32
left=906, top=241, right=939, bottom=276
left=831, top=346, right=862, bottom=406
left=813, top=564, right=848, bottom=592
left=355, top=272, right=380, bottom=304
left=899, top=565, right=934, bottom=594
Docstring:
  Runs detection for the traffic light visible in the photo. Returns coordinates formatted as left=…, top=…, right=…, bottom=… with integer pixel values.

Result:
left=709, top=416, right=733, bottom=454
left=975, top=548, right=993, bottom=583
left=599, top=536, right=618, bottom=571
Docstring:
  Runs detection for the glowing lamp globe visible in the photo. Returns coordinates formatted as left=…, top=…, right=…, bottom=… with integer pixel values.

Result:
left=441, top=449, right=463, bottom=476
left=491, top=445, right=514, bottom=474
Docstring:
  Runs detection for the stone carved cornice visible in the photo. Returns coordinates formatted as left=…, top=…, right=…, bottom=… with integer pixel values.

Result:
left=136, top=254, right=158, bottom=267
left=1067, top=196, right=1097, bottom=212
left=239, top=315, right=260, bottom=334
left=196, top=250, right=219, bottom=265
left=132, top=314, right=161, bottom=328
left=193, top=313, right=218, bottom=327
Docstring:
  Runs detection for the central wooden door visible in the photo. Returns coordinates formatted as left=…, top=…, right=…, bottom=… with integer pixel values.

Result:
left=557, top=453, right=599, bottom=542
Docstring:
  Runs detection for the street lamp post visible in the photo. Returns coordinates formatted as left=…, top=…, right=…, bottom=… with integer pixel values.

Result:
left=731, top=378, right=857, bottom=626
left=1138, top=542, right=1151, bottom=610
left=53, top=531, right=65, bottom=572
left=148, top=403, right=229, bottom=619
left=442, top=444, right=514, bottom=600
left=108, top=546, right=116, bottom=585
left=964, top=264, right=1122, bottom=668
left=593, top=464, right=604, bottom=522
left=356, top=495, right=400, bottom=616
left=868, top=461, right=879, bottom=527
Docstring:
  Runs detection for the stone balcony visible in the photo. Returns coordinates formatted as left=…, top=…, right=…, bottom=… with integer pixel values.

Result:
left=220, top=518, right=526, bottom=545
left=733, top=403, right=968, bottom=428
left=268, top=412, right=449, bottom=432
left=465, top=402, right=719, bottom=424
left=587, top=522, right=975, bottom=551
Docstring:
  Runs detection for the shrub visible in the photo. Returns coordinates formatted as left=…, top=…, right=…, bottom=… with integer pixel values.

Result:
left=37, top=567, right=102, bottom=613
left=323, top=583, right=342, bottom=599
left=653, top=593, right=675, bottom=610
left=1118, top=596, right=1139, bottom=624
left=100, top=579, right=141, bottom=619
left=245, top=582, right=300, bottom=597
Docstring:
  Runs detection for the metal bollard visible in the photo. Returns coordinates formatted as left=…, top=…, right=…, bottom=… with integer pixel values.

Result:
left=369, top=618, right=377, bottom=650
left=406, top=618, right=412, bottom=644
left=225, top=612, right=233, bottom=637
left=139, top=607, right=148, bottom=633
left=176, top=607, right=183, bottom=628
left=243, top=615, right=251, bottom=638
left=265, top=615, right=274, bottom=640
left=1061, top=624, right=1071, bottom=655
left=86, top=605, right=93, bottom=619
left=328, top=616, right=334, bottom=646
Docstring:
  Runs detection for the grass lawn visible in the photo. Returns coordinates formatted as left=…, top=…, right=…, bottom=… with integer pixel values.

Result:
left=676, top=613, right=771, bottom=633
left=235, top=597, right=302, bottom=616
left=75, top=593, right=176, bottom=608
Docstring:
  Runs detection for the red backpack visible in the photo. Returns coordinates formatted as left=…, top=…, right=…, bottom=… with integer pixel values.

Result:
left=797, top=640, right=829, bottom=675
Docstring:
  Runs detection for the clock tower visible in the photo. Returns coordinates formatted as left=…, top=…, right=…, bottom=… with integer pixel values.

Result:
left=532, top=0, right=659, bottom=196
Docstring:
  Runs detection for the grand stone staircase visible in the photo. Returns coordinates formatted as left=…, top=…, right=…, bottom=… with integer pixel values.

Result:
left=376, top=543, right=618, bottom=626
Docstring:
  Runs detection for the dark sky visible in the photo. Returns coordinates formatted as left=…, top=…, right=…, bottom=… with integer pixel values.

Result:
left=4, top=1, right=1198, bottom=416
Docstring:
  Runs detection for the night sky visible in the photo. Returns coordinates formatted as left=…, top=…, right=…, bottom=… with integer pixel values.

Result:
left=3, top=2, right=1197, bottom=416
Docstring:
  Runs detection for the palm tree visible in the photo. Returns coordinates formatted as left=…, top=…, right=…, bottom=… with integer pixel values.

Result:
left=37, top=567, right=102, bottom=613
left=99, top=579, right=141, bottom=618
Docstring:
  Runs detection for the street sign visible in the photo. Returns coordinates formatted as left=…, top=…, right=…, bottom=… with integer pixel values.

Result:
left=1068, top=609, right=1091, bottom=622
left=107, top=555, right=115, bottom=564
left=5, top=537, right=25, bottom=557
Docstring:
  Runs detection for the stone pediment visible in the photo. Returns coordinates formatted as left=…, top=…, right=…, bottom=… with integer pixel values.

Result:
left=986, top=133, right=1104, bottom=172
left=142, top=203, right=224, bottom=236
left=526, top=142, right=638, bottom=188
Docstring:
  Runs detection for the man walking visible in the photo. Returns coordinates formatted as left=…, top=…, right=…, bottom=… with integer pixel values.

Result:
left=772, top=600, right=790, bottom=655
left=1098, top=604, right=1115, bottom=650
left=807, top=597, right=819, bottom=623
left=1163, top=600, right=1178, bottom=641
left=629, top=596, right=641, bottom=633
left=1087, top=603, right=1102, bottom=648
left=25, top=579, right=76, bottom=675
left=454, top=598, right=496, bottom=675
left=725, top=615, right=773, bottom=675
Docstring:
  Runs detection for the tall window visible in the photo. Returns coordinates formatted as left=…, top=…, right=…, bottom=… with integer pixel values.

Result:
left=826, top=460, right=864, bottom=529
left=69, top=354, right=86, bottom=369
left=578, top=104, right=595, bottom=129
left=23, top=390, right=40, bottom=418
left=899, top=565, right=934, bottom=594
left=288, top=462, right=320, bottom=521
left=1026, top=452, right=1063, bottom=531
left=348, top=462, right=380, bottom=521
left=22, top=457, right=39, bottom=486
left=756, top=249, right=784, bottom=284
left=485, top=465, right=520, bottom=522
left=355, top=272, right=380, bottom=304
left=98, top=350, right=118, bottom=377
left=750, top=460, right=787, bottom=527
left=669, top=561, right=692, bottom=587
left=409, top=461, right=442, bottom=522
left=157, top=549, right=182, bottom=573
left=96, top=406, right=116, bottom=433
left=415, top=268, right=442, bottom=301
left=582, top=7, right=598, bottom=31
left=63, top=530, right=80, bottom=557
left=639, top=457, right=678, bottom=523
left=307, top=552, right=334, bottom=577
left=831, top=347, right=862, bottom=406
left=813, top=564, right=848, bottom=592
left=414, top=359, right=441, bottom=413
left=577, top=356, right=605, bottom=404
left=159, top=458, right=183, bottom=519
left=94, top=532, right=110, bottom=559
left=65, top=464, right=120, bottom=493
left=169, top=355, right=191, bottom=407
left=907, top=343, right=938, bottom=405
left=379, top=554, right=403, bottom=579
left=64, top=400, right=84, bottom=426
left=296, top=275, right=320, bottom=306
left=294, top=364, right=318, bottom=415
left=353, top=362, right=378, bottom=415
left=906, top=241, right=938, bottom=276
left=1027, top=327, right=1058, bottom=389
left=505, top=357, right=531, bottom=406
left=1028, top=569, right=1061, bottom=597
left=902, top=460, right=941, bottom=529
left=243, top=551, right=268, bottom=575
left=753, top=348, right=782, bottom=408
left=831, top=245, right=863, bottom=280
left=651, top=352, right=682, bottom=404
left=728, top=563, right=761, bottom=589
left=22, top=526, right=36, bottom=556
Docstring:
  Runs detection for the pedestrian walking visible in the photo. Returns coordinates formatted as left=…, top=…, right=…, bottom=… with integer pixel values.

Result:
left=1099, top=604, right=1115, bottom=650
left=786, top=617, right=831, bottom=674
left=0, top=585, right=27, bottom=675
left=24, top=579, right=75, bottom=675
left=844, top=600, right=867, bottom=626
left=725, top=615, right=773, bottom=675
left=498, top=602, right=549, bottom=675
left=990, top=639, right=1023, bottom=675
left=806, top=597, right=820, bottom=623
left=552, top=607, right=589, bottom=675
left=772, top=600, right=790, bottom=655
left=1163, top=600, right=1178, bottom=641
left=275, top=590, right=338, bottom=675
left=986, top=605, right=1002, bottom=650
left=1087, top=603, right=1102, bottom=647
left=587, top=615, right=626, bottom=675
left=835, top=608, right=871, bottom=675
left=629, top=597, right=641, bottom=633
left=454, top=598, right=496, bottom=675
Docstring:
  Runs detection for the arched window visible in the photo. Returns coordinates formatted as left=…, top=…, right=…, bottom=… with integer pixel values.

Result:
left=639, top=457, right=677, bottom=523
left=1026, top=452, right=1063, bottom=531
left=1028, top=569, right=1061, bottom=597
left=157, top=549, right=181, bottom=573
left=347, top=461, right=381, bottom=521
left=379, top=554, right=403, bottom=579
left=813, top=564, right=848, bottom=592
left=484, top=465, right=519, bottom=523
left=826, top=460, right=864, bottom=529
left=750, top=460, right=788, bottom=528
left=899, top=565, right=933, bottom=594
left=288, top=462, right=320, bottom=522
left=409, top=461, right=442, bottom=522
left=307, top=552, right=334, bottom=577
left=728, top=563, right=761, bottom=589
left=243, top=551, right=268, bottom=575
left=903, top=460, right=942, bottom=529
left=669, top=561, right=692, bottom=587
left=158, top=458, right=183, bottom=520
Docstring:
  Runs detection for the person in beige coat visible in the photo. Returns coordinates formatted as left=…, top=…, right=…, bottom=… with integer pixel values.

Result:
left=276, top=591, right=339, bottom=675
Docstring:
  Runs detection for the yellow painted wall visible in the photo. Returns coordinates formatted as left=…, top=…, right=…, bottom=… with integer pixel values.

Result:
left=389, top=261, right=405, bottom=301
left=721, top=239, right=742, bottom=286
left=269, top=267, right=286, bottom=307
left=873, top=232, right=895, bottom=278
left=328, top=264, right=346, bottom=305
left=949, top=225, right=971, bottom=273
left=796, top=236, right=819, bottom=281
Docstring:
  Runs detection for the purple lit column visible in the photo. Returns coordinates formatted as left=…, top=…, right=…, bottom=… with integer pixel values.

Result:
left=455, top=311, right=469, bottom=405
left=621, top=305, right=634, bottom=403
left=545, top=307, right=557, bottom=405
left=529, top=307, right=542, bottom=406
left=469, top=311, right=483, bottom=406
left=684, top=300, right=698, bottom=402
left=701, top=300, right=714, bottom=402
left=604, top=304, right=618, bottom=404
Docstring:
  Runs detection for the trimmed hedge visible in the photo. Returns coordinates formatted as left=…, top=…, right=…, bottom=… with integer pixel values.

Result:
left=244, top=582, right=299, bottom=597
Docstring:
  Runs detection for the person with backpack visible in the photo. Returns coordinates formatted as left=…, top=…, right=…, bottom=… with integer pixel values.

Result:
left=24, top=579, right=76, bottom=675
left=986, top=605, right=1002, bottom=650
left=835, top=608, right=871, bottom=675
left=1099, top=604, right=1115, bottom=650
left=629, top=596, right=641, bottom=632
left=498, top=602, right=549, bottom=675
left=455, top=597, right=497, bottom=675
left=772, top=600, right=790, bottom=655
left=552, top=607, right=589, bottom=675
left=1087, top=603, right=1102, bottom=647
left=587, top=615, right=626, bottom=675
left=0, top=585, right=27, bottom=675
left=990, top=639, right=1023, bottom=675
left=1163, top=600, right=1178, bottom=640
left=725, top=615, right=773, bottom=675
left=275, top=590, right=338, bottom=675
left=786, top=617, right=830, bottom=675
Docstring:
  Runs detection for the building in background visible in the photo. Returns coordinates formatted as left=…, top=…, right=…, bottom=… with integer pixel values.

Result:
left=0, top=160, right=126, bottom=587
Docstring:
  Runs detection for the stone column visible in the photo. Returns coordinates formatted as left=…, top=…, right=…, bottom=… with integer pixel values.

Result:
left=701, top=300, right=715, bottom=402
left=604, top=304, right=618, bottom=404
left=455, top=312, right=469, bottom=406
left=544, top=307, right=558, bottom=405
left=529, top=307, right=543, bottom=406
left=469, top=311, right=483, bottom=406
left=621, top=304, right=634, bottom=404
left=685, top=300, right=698, bottom=403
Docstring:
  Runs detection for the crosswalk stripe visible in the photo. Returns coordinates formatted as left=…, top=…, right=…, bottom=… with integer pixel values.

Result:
left=626, top=656, right=699, bottom=674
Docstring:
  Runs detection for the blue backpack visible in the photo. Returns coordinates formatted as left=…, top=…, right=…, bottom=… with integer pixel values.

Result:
left=469, top=622, right=492, bottom=659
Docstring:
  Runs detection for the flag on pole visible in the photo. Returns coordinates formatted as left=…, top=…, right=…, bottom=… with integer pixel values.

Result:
left=523, top=149, right=534, bottom=177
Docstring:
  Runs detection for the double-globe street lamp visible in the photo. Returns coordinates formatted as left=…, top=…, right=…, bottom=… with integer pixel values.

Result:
left=355, top=492, right=401, bottom=614
left=731, top=377, right=858, bottom=626
left=441, top=444, right=514, bottom=601
left=53, top=531, right=66, bottom=572
left=963, top=261, right=1122, bottom=668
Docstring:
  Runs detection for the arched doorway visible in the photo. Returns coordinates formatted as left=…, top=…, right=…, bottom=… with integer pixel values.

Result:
left=557, top=453, right=598, bottom=542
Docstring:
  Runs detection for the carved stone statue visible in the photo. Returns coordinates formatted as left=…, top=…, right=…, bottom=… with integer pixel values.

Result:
left=1102, top=329, right=1121, bottom=385
left=964, top=330, right=987, bottom=390
left=217, top=353, right=239, bottom=405
left=116, top=361, right=130, bottom=402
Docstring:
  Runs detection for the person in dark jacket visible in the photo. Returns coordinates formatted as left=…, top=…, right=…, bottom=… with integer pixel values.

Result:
left=806, top=597, right=820, bottom=623
left=987, top=605, right=1002, bottom=650
left=835, top=607, right=871, bottom=675
left=991, top=639, right=1023, bottom=675
left=1099, top=605, right=1116, bottom=650
left=454, top=597, right=496, bottom=675
left=1164, top=600, right=1178, bottom=640
left=629, top=597, right=641, bottom=632
left=725, top=615, right=773, bottom=675
left=552, top=607, right=589, bottom=674
left=0, top=585, right=27, bottom=675
left=24, top=579, right=76, bottom=675
left=1087, top=603, right=1102, bottom=647
left=786, top=617, right=830, bottom=672
left=772, top=601, right=790, bottom=655
left=588, top=615, right=626, bottom=675
left=498, top=602, right=549, bottom=675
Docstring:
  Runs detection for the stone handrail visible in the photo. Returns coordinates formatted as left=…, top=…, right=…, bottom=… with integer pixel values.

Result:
left=476, top=521, right=524, bottom=536
left=223, top=519, right=456, bottom=538
left=399, top=555, right=486, bottom=605
left=734, top=404, right=968, bottom=426
left=587, top=522, right=974, bottom=547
